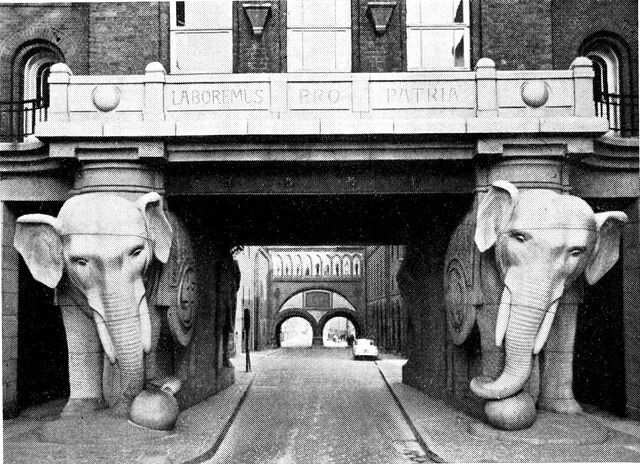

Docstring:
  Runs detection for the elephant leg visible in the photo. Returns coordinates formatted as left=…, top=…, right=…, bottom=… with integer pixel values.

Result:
left=537, top=284, right=582, bottom=414
left=60, top=303, right=106, bottom=417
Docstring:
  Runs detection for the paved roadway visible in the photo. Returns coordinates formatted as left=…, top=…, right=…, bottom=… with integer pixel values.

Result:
left=208, top=347, right=430, bottom=464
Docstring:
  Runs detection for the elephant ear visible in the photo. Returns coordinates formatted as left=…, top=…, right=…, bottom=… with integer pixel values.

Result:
left=136, top=192, right=173, bottom=264
left=584, top=211, right=628, bottom=285
left=475, top=180, right=519, bottom=252
left=14, top=214, right=64, bottom=288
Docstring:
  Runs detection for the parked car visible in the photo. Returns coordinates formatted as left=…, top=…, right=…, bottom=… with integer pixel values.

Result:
left=352, top=338, right=379, bottom=360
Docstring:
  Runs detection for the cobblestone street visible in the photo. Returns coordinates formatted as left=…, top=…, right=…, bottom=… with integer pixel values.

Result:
left=208, top=347, right=429, bottom=464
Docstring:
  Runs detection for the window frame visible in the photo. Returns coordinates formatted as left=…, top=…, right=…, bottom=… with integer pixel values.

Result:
left=286, top=0, right=352, bottom=73
left=405, top=0, right=471, bottom=71
left=169, top=0, right=234, bottom=74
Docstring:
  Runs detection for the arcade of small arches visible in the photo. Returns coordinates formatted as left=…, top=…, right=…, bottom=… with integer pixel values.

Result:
left=272, top=252, right=362, bottom=278
left=274, top=307, right=363, bottom=347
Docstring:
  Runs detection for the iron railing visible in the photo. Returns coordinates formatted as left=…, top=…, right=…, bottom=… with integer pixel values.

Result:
left=594, top=92, right=638, bottom=137
left=0, top=98, right=48, bottom=141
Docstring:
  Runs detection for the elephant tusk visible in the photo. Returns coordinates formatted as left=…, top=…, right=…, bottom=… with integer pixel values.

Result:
left=133, top=279, right=152, bottom=354
left=139, top=296, right=152, bottom=354
left=533, top=300, right=559, bottom=355
left=495, top=287, right=511, bottom=347
left=93, top=313, right=117, bottom=363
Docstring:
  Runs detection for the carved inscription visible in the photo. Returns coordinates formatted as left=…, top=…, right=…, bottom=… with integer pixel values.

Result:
left=370, top=82, right=474, bottom=109
left=166, top=83, right=270, bottom=110
left=288, top=82, right=351, bottom=110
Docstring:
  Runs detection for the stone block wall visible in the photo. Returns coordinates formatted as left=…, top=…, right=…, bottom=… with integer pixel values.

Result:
left=1, top=202, right=19, bottom=417
left=175, top=218, right=234, bottom=408
left=400, top=230, right=453, bottom=398
left=623, top=200, right=640, bottom=419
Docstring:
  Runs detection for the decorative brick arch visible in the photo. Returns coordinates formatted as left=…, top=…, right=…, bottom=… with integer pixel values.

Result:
left=0, top=26, right=78, bottom=66
left=318, top=308, right=364, bottom=338
left=273, top=308, right=320, bottom=347
left=275, top=284, right=361, bottom=314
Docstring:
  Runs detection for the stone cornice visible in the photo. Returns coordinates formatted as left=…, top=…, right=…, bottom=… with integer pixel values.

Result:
left=580, top=134, right=640, bottom=171
left=0, top=139, right=62, bottom=173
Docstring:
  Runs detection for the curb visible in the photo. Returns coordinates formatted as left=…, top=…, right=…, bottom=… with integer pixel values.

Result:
left=376, top=360, right=445, bottom=463
left=185, top=373, right=256, bottom=464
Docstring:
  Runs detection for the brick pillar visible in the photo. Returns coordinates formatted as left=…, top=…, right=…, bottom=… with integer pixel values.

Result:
left=623, top=199, right=640, bottom=419
left=1, top=202, right=19, bottom=417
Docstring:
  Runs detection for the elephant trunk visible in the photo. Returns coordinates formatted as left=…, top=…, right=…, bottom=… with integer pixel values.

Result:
left=101, top=289, right=146, bottom=406
left=471, top=276, right=560, bottom=400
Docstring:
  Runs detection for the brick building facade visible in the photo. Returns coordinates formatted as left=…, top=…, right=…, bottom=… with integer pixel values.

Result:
left=0, top=1, right=637, bottom=426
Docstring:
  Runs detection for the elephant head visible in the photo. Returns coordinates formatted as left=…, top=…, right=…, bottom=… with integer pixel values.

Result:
left=470, top=181, right=627, bottom=400
left=14, top=192, right=173, bottom=407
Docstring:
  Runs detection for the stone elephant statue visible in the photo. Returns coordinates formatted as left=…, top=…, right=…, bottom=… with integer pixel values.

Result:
left=14, top=192, right=196, bottom=420
left=445, top=180, right=627, bottom=430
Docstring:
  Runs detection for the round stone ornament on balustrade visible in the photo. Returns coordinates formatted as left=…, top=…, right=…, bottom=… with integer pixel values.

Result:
left=520, top=80, right=549, bottom=108
left=91, top=85, right=122, bottom=112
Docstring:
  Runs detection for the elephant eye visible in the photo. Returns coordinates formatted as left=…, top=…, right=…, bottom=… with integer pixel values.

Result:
left=568, top=247, right=585, bottom=257
left=130, top=247, right=144, bottom=258
left=72, top=257, right=88, bottom=266
left=510, top=231, right=528, bottom=243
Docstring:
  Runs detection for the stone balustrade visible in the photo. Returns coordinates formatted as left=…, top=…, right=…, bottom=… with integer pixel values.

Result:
left=37, top=57, right=607, bottom=139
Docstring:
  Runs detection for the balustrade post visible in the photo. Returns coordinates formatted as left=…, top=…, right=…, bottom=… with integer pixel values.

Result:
left=475, top=58, right=498, bottom=117
left=47, top=63, right=72, bottom=122
left=571, top=56, right=595, bottom=117
left=144, top=62, right=166, bottom=122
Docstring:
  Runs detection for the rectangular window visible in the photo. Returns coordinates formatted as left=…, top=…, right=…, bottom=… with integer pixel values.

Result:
left=406, top=0, right=470, bottom=70
left=170, top=0, right=233, bottom=73
left=287, top=0, right=351, bottom=72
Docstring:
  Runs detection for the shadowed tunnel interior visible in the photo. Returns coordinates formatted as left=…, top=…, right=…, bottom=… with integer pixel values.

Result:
left=169, top=193, right=472, bottom=245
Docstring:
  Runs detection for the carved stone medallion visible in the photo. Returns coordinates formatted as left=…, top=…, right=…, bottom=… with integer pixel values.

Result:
left=168, top=258, right=196, bottom=346
left=445, top=259, right=475, bottom=345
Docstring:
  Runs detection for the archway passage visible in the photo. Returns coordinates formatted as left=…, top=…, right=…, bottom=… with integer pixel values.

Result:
left=280, top=317, right=313, bottom=348
left=318, top=309, right=363, bottom=344
left=274, top=308, right=319, bottom=348
left=17, top=259, right=68, bottom=411
left=323, top=316, right=356, bottom=347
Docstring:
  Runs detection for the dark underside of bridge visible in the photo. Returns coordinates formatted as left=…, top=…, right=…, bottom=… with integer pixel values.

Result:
left=170, top=193, right=473, bottom=246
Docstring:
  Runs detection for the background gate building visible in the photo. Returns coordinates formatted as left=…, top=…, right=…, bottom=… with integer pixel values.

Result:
left=0, top=0, right=637, bottom=423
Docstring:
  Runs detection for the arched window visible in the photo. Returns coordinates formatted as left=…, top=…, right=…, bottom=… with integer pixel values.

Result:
left=295, top=255, right=303, bottom=276
left=274, top=255, right=283, bottom=276
left=353, top=256, right=361, bottom=276
left=342, top=256, right=351, bottom=276
left=312, top=254, right=322, bottom=276
left=588, top=46, right=620, bottom=132
left=332, top=256, right=341, bottom=275
left=581, top=33, right=636, bottom=137
left=9, top=41, right=62, bottom=140
left=304, top=255, right=312, bottom=276
left=285, top=255, right=293, bottom=276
